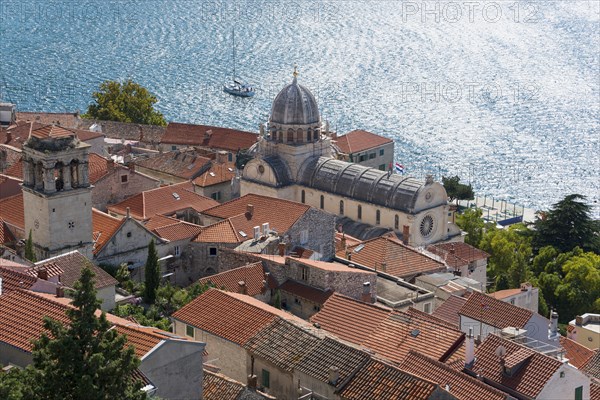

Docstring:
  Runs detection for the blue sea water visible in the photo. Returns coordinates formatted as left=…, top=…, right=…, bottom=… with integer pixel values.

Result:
left=1, top=0, right=598, bottom=214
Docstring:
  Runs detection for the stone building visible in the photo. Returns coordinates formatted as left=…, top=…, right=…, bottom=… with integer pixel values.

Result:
left=334, top=129, right=394, bottom=171
left=21, top=125, right=94, bottom=259
left=241, top=71, right=460, bottom=246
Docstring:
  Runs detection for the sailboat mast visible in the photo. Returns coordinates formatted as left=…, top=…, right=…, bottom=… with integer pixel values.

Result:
left=232, top=27, right=236, bottom=80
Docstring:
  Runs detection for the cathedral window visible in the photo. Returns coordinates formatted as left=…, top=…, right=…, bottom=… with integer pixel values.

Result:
left=339, top=200, right=344, bottom=215
left=395, top=215, right=399, bottom=230
left=287, top=129, right=294, bottom=143
left=376, top=210, right=381, bottom=225
left=357, top=205, right=362, bottom=220
left=301, top=190, right=305, bottom=204
left=320, top=195, right=324, bottom=209
left=420, top=215, right=434, bottom=238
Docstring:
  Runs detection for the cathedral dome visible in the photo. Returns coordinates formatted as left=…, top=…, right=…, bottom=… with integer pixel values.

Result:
left=270, top=74, right=320, bottom=126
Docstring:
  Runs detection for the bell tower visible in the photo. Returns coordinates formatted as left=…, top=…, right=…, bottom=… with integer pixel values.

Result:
left=22, top=124, right=93, bottom=260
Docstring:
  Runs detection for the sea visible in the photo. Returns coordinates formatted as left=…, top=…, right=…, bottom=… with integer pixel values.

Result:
left=1, top=0, right=598, bottom=216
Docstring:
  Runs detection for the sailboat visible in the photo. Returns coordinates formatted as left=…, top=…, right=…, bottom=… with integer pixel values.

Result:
left=223, top=28, right=255, bottom=97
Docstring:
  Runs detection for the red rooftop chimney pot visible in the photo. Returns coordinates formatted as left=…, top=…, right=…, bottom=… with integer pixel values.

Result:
left=246, top=204, right=254, bottom=217
left=56, top=286, right=65, bottom=298
left=402, top=225, right=410, bottom=245
left=37, top=267, right=48, bottom=281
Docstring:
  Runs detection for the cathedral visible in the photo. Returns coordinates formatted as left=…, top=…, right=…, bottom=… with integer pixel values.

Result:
left=241, top=70, right=461, bottom=246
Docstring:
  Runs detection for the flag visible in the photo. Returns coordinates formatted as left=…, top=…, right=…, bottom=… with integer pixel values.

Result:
left=395, top=162, right=404, bottom=175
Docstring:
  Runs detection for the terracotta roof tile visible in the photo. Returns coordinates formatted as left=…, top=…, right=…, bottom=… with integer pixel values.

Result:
left=244, top=319, right=321, bottom=372
left=279, top=279, right=333, bottom=305
left=405, top=306, right=460, bottom=331
left=432, top=295, right=468, bottom=328
left=400, top=351, right=506, bottom=400
left=459, top=291, right=533, bottom=329
left=559, top=336, right=595, bottom=369
left=161, top=122, right=258, bottom=151
left=0, top=122, right=38, bottom=148
left=135, top=150, right=212, bottom=180
left=152, top=220, right=202, bottom=242
left=335, top=232, right=362, bottom=252
left=295, top=337, right=370, bottom=388
left=172, top=289, right=301, bottom=346
left=92, top=209, right=125, bottom=255
left=3, top=160, right=23, bottom=180
left=0, top=264, right=37, bottom=292
left=489, top=288, right=524, bottom=300
left=199, top=262, right=267, bottom=297
left=0, top=218, right=16, bottom=244
left=114, top=324, right=172, bottom=358
left=5, top=153, right=110, bottom=184
left=339, top=358, right=439, bottom=400
left=310, top=293, right=392, bottom=345
left=194, top=219, right=243, bottom=244
left=143, top=215, right=180, bottom=231
left=17, top=112, right=80, bottom=128
left=338, top=236, right=445, bottom=279
left=335, top=130, right=393, bottom=154
left=201, top=194, right=311, bottom=237
left=583, top=350, right=600, bottom=379
left=30, top=124, right=75, bottom=139
left=591, top=380, right=600, bottom=400
left=36, top=251, right=117, bottom=289
left=427, top=242, right=490, bottom=269
left=192, top=162, right=236, bottom=187
left=203, top=370, right=245, bottom=400
left=108, top=182, right=219, bottom=220
left=0, top=174, right=22, bottom=200
left=0, top=193, right=24, bottom=231
left=473, top=333, right=562, bottom=398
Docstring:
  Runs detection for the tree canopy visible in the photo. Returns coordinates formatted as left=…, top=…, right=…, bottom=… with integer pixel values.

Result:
left=84, top=79, right=167, bottom=126
left=144, top=239, right=160, bottom=304
left=442, top=175, right=474, bottom=204
left=533, top=194, right=599, bottom=254
left=456, top=208, right=486, bottom=247
left=24, top=229, right=36, bottom=262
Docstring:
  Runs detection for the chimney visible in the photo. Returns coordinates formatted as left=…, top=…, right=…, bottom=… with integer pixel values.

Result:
left=549, top=310, right=559, bottom=339
left=402, top=225, right=410, bottom=245
left=238, top=281, right=247, bottom=295
left=340, top=234, right=347, bottom=250
left=262, top=222, right=270, bottom=236
left=56, top=286, right=65, bottom=298
left=204, top=130, right=213, bottom=139
left=450, top=244, right=456, bottom=255
left=465, top=327, right=475, bottom=368
left=361, top=282, right=371, bottom=303
left=246, top=204, right=254, bottom=217
left=37, top=267, right=48, bottom=281
left=5, top=130, right=11, bottom=144
left=126, top=207, right=131, bottom=219
left=278, top=243, right=286, bottom=257
left=253, top=226, right=261, bottom=240
left=247, top=375, right=257, bottom=389
left=328, top=367, right=340, bottom=385
left=107, top=159, right=115, bottom=171
left=575, top=315, right=583, bottom=326
left=217, top=150, right=228, bottom=164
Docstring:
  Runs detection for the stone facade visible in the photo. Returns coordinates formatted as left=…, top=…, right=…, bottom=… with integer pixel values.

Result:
left=91, top=165, right=160, bottom=211
left=80, top=118, right=166, bottom=146
left=339, top=140, right=395, bottom=171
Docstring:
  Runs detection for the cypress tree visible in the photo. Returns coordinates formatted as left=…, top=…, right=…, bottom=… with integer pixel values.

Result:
left=24, top=229, right=36, bottom=262
left=144, top=239, right=160, bottom=304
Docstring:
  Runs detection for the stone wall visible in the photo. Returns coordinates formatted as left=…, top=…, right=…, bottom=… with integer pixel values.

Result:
left=92, top=166, right=160, bottom=211
left=80, top=119, right=166, bottom=147
left=286, top=208, right=336, bottom=260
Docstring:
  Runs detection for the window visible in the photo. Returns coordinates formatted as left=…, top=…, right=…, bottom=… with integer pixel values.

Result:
left=210, top=191, right=221, bottom=201
left=171, top=145, right=177, bottom=151
left=358, top=154, right=367, bottom=162
left=357, top=205, right=362, bottom=220
left=294, top=297, right=301, bottom=305
left=301, top=190, right=305, bottom=204
left=121, top=175, right=128, bottom=183
left=376, top=210, right=381, bottom=225
left=423, top=302, right=432, bottom=314
left=186, top=325, right=194, bottom=338
left=313, top=305, right=321, bottom=312
left=174, top=245, right=180, bottom=256
left=379, top=164, right=386, bottom=171
left=394, top=215, right=399, bottom=230
left=209, top=247, right=217, bottom=257
left=320, top=195, right=324, bottom=209
left=300, top=266, right=309, bottom=281
left=126, top=232, right=132, bottom=238
left=228, top=153, right=233, bottom=162
left=262, top=369, right=270, bottom=388
left=287, top=129, right=294, bottom=142
left=369, top=152, right=376, bottom=159
left=339, top=200, right=344, bottom=215
left=575, top=386, right=583, bottom=400
left=379, top=149, right=384, bottom=156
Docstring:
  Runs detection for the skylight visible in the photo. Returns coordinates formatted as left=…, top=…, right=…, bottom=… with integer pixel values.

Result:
left=172, top=193, right=180, bottom=200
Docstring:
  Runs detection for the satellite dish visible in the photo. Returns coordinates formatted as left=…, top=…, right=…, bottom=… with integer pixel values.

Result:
left=495, top=345, right=507, bottom=358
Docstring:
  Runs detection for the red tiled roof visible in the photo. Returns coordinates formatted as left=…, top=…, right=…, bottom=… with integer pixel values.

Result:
left=107, top=182, right=219, bottom=220
left=92, top=209, right=125, bottom=255
left=459, top=291, right=533, bottom=329
left=192, top=162, right=236, bottom=187
left=201, top=194, right=311, bottom=237
left=3, top=160, right=23, bottom=180
left=73, top=128, right=104, bottom=141
left=279, top=279, right=333, bottom=305
left=473, top=333, right=562, bottom=398
left=337, top=236, right=445, bottom=279
left=335, top=129, right=393, bottom=154
left=172, top=289, right=301, bottom=345
left=0, top=264, right=37, bottom=292
left=310, top=293, right=392, bottom=345
left=405, top=306, right=460, bottom=331
left=135, top=150, right=212, bottom=180
left=0, top=193, right=24, bottom=231
left=335, top=232, right=362, bottom=252
left=339, top=358, right=439, bottom=400
left=432, top=295, right=468, bottom=328
left=559, top=337, right=595, bottom=369
left=583, top=351, right=600, bottom=379
left=152, top=220, right=202, bottom=242
left=401, top=351, right=506, bottom=400
left=0, top=174, right=22, bottom=200
left=114, top=324, right=172, bottom=358
left=194, top=219, right=243, bottom=244
left=0, top=122, right=37, bottom=148
left=161, top=122, right=258, bottom=151
left=30, top=124, right=75, bottom=139
left=198, top=262, right=266, bottom=297
left=0, top=218, right=16, bottom=244
left=427, top=242, right=490, bottom=269
left=203, top=370, right=246, bottom=400
left=143, top=215, right=180, bottom=231
left=36, top=251, right=117, bottom=289
left=17, top=112, right=80, bottom=128
left=5, top=153, right=110, bottom=184
left=592, top=381, right=600, bottom=400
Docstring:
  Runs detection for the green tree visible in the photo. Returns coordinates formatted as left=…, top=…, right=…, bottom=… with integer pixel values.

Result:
left=24, top=230, right=36, bottom=262
left=442, top=175, right=474, bottom=205
left=29, top=266, right=146, bottom=400
left=83, top=79, right=167, bottom=126
left=479, top=223, right=532, bottom=283
left=456, top=208, right=485, bottom=247
left=144, top=239, right=160, bottom=304
left=533, top=194, right=600, bottom=254
left=273, top=289, right=282, bottom=309
left=0, top=367, right=36, bottom=400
